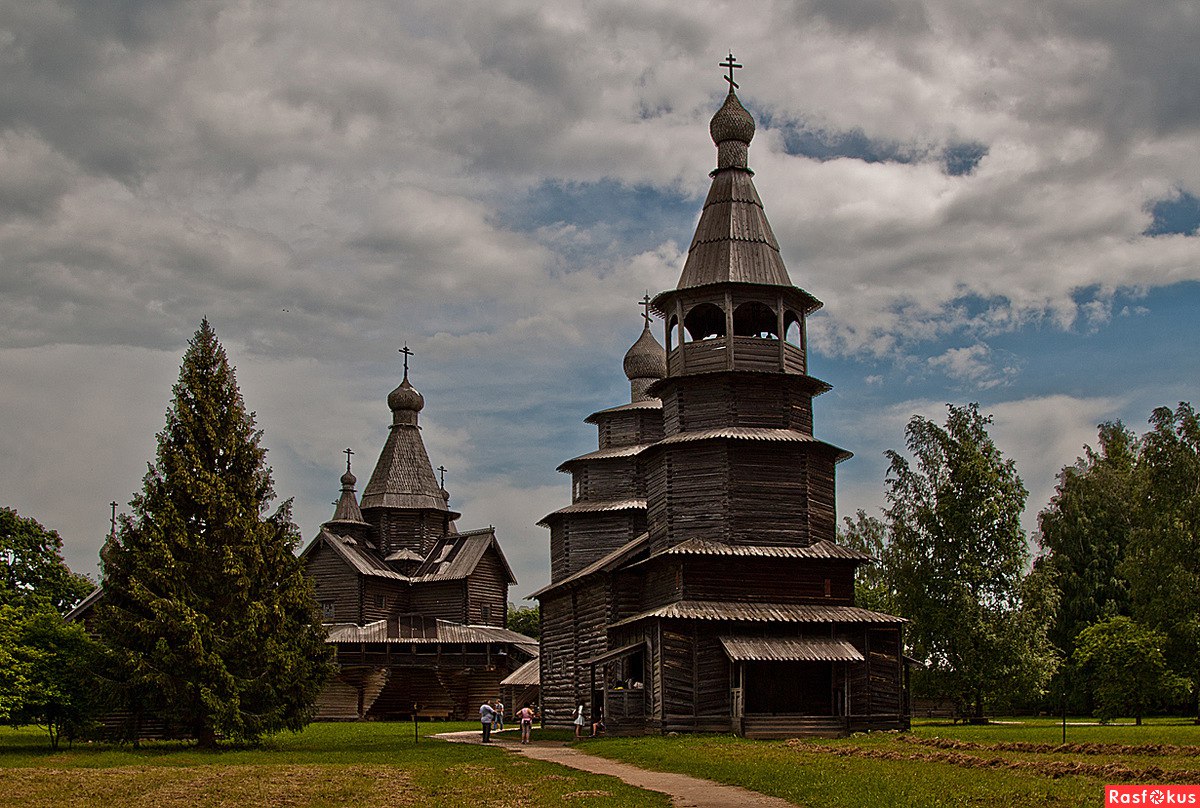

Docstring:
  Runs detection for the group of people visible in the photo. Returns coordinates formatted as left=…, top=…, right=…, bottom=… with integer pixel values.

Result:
left=574, top=704, right=605, bottom=738
left=479, top=699, right=537, bottom=744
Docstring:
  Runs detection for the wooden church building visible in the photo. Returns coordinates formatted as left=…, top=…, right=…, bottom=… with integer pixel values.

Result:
left=533, top=60, right=911, bottom=738
left=300, top=357, right=536, bottom=721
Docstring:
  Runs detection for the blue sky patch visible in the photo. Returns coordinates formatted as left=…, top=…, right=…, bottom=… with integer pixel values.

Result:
left=1145, top=190, right=1200, bottom=236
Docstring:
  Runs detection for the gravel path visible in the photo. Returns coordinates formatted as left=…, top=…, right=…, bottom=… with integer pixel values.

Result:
left=435, top=730, right=799, bottom=808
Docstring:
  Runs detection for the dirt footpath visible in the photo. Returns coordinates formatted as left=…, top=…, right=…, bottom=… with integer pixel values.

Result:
left=436, top=730, right=799, bottom=808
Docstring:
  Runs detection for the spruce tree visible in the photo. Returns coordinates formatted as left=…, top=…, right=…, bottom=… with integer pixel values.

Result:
left=97, top=320, right=332, bottom=746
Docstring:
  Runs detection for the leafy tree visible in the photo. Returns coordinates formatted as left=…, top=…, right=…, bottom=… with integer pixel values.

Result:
left=836, top=509, right=894, bottom=613
left=97, top=320, right=333, bottom=746
left=1037, top=422, right=1137, bottom=657
left=885, top=403, right=1056, bottom=719
left=507, top=603, right=539, bottom=639
left=1, top=508, right=93, bottom=614
left=3, top=605, right=102, bottom=749
left=1073, top=616, right=1188, bottom=724
left=1121, top=403, right=1200, bottom=716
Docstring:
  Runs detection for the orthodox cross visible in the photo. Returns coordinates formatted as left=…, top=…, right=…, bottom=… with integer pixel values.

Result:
left=344, top=447, right=354, bottom=474
left=109, top=501, right=118, bottom=538
left=437, top=465, right=447, bottom=489
left=640, top=293, right=652, bottom=327
left=399, top=343, right=413, bottom=378
left=720, top=52, right=742, bottom=91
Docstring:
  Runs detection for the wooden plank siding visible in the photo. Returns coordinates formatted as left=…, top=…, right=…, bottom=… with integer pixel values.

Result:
left=308, top=543, right=364, bottom=624
left=466, top=549, right=508, bottom=626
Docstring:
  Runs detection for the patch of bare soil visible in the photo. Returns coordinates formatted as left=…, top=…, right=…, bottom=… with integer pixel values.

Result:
left=788, top=740, right=1200, bottom=783
left=898, top=735, right=1200, bottom=758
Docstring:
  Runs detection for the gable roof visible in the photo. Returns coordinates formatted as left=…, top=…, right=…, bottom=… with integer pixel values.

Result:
left=300, top=527, right=408, bottom=581
left=412, top=527, right=517, bottom=584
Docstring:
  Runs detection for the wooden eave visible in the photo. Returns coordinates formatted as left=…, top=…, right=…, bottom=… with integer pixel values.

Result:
left=641, top=427, right=852, bottom=463
left=719, top=636, right=865, bottom=663
left=646, top=368, right=833, bottom=399
left=64, top=585, right=104, bottom=624
left=556, top=443, right=653, bottom=472
left=584, top=399, right=662, bottom=424
left=639, top=537, right=872, bottom=564
left=609, top=599, right=906, bottom=629
left=529, top=532, right=651, bottom=599
left=327, top=618, right=537, bottom=652
left=537, top=498, right=647, bottom=527
left=651, top=281, right=823, bottom=319
left=500, top=657, right=541, bottom=687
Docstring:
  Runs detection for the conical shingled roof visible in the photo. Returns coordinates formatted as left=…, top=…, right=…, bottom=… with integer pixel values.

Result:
left=673, top=91, right=793, bottom=291
left=327, top=468, right=370, bottom=527
left=360, top=374, right=452, bottom=513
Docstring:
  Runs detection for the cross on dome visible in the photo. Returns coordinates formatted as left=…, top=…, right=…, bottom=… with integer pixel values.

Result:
left=720, top=52, right=742, bottom=91
left=399, top=343, right=413, bottom=378
left=641, top=293, right=652, bottom=327
left=344, top=447, right=354, bottom=474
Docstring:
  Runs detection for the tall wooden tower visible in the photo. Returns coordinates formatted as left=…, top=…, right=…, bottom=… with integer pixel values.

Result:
left=535, top=57, right=910, bottom=737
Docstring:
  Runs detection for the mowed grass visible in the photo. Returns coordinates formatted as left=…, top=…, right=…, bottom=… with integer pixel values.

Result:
left=581, top=718, right=1200, bottom=808
left=0, top=722, right=669, bottom=808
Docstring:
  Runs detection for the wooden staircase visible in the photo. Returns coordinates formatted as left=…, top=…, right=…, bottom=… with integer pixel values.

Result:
left=742, top=715, right=847, bottom=739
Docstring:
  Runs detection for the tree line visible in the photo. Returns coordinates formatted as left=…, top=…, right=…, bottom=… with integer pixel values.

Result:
left=842, top=402, right=1200, bottom=723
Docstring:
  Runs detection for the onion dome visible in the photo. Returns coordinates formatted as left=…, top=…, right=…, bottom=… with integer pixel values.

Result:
left=341, top=469, right=357, bottom=488
left=624, top=323, right=667, bottom=381
left=710, top=91, right=755, bottom=170
left=388, top=375, right=425, bottom=414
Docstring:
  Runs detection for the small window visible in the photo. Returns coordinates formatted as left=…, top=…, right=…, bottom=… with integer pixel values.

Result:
left=482, top=604, right=492, bottom=622
left=321, top=600, right=336, bottom=620
left=824, top=579, right=832, bottom=598
left=375, top=593, right=386, bottom=609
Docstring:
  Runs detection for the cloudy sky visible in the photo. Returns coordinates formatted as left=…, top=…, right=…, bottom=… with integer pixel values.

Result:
left=2, top=0, right=1198, bottom=601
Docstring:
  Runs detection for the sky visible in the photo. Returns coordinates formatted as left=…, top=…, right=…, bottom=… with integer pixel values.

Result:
left=2, top=1, right=1198, bottom=602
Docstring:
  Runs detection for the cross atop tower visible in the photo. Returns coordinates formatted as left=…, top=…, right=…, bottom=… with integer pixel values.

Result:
left=399, top=343, right=413, bottom=378
left=109, top=501, right=118, bottom=539
left=437, top=465, right=447, bottom=489
left=344, top=447, right=354, bottom=474
left=640, top=293, right=652, bottom=327
left=720, top=52, right=742, bottom=91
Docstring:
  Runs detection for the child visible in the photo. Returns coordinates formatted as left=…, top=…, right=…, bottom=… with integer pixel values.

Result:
left=517, top=704, right=535, bottom=744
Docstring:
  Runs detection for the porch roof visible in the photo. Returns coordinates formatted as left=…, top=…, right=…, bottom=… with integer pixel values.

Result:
left=583, top=641, right=646, bottom=667
left=500, top=657, right=541, bottom=687
left=609, top=599, right=906, bottom=628
left=719, top=636, right=865, bottom=663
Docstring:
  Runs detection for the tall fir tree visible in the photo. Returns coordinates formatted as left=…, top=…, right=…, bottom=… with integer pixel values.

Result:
left=97, top=320, right=332, bottom=746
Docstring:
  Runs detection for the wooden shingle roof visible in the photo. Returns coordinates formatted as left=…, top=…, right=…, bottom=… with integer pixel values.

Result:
left=719, top=636, right=865, bottom=663
left=361, top=421, right=453, bottom=512
left=412, top=527, right=517, bottom=584
left=610, top=600, right=906, bottom=628
left=537, top=498, right=647, bottom=527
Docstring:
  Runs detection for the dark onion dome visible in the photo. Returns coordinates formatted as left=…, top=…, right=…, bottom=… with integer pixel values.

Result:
left=710, top=91, right=754, bottom=171
left=710, top=91, right=755, bottom=146
left=387, top=375, right=424, bottom=413
left=623, top=323, right=667, bottom=381
left=340, top=470, right=357, bottom=488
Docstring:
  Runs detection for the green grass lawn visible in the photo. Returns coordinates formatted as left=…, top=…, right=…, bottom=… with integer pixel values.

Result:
left=5, top=718, right=1200, bottom=808
left=0, top=722, right=669, bottom=808
left=581, top=717, right=1200, bottom=808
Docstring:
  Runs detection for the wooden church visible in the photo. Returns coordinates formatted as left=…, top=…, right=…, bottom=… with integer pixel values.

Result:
left=533, top=59, right=911, bottom=738
left=300, top=355, right=536, bottom=721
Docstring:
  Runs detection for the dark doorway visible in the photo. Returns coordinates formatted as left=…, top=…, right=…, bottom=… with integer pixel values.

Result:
left=745, top=662, right=832, bottom=714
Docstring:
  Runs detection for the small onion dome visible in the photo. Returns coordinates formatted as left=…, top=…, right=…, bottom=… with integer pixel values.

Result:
left=710, top=91, right=755, bottom=146
left=440, top=486, right=451, bottom=502
left=710, top=91, right=755, bottom=170
left=387, top=375, right=425, bottom=413
left=624, top=323, right=667, bottom=381
left=340, top=470, right=357, bottom=488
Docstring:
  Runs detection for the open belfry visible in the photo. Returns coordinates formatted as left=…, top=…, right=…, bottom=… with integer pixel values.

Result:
left=534, top=56, right=911, bottom=738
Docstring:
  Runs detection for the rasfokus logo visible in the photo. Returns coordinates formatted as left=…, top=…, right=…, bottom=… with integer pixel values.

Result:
left=1106, top=786, right=1200, bottom=805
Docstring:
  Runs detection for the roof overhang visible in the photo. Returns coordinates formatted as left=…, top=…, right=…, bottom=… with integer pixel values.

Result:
left=719, top=636, right=865, bottom=663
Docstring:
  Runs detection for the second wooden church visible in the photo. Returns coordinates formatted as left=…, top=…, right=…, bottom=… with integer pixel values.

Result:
left=534, top=61, right=911, bottom=738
